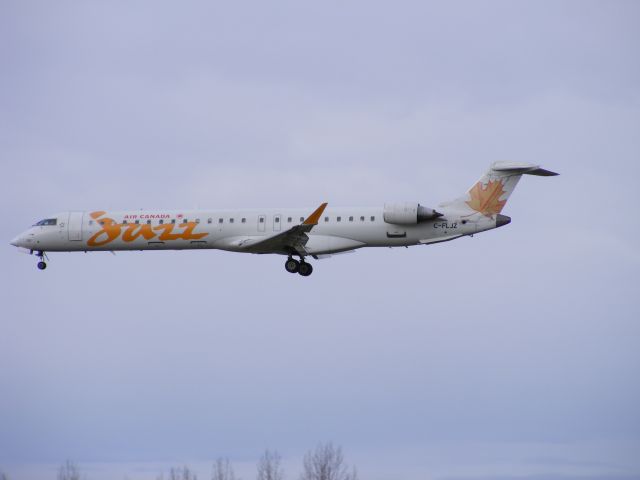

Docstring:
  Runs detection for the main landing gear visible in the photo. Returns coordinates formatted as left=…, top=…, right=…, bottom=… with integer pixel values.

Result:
left=35, top=251, right=48, bottom=270
left=285, top=256, right=313, bottom=277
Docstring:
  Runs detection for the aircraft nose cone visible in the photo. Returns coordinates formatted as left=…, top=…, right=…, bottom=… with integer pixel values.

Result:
left=10, top=235, right=24, bottom=247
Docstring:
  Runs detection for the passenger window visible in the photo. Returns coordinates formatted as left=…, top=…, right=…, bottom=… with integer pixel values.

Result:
left=370, top=216, right=375, bottom=222
left=207, top=218, right=212, bottom=224
left=349, top=216, right=353, bottom=222
left=147, top=220, right=152, bottom=225
left=196, top=219, right=200, bottom=223
left=171, top=219, right=175, bottom=224
left=159, top=219, right=164, bottom=225
left=300, top=217, right=304, bottom=222
left=230, top=218, right=234, bottom=223
left=242, top=218, right=246, bottom=223
left=360, top=216, right=365, bottom=221
left=219, top=218, right=223, bottom=223
left=324, top=216, right=329, bottom=222
left=183, top=219, right=188, bottom=224
left=287, top=217, right=292, bottom=222
left=88, top=220, right=93, bottom=226
left=123, top=220, right=128, bottom=225
left=259, top=218, right=264, bottom=223
left=337, top=216, right=341, bottom=222
left=135, top=220, right=140, bottom=225
left=275, top=217, right=280, bottom=223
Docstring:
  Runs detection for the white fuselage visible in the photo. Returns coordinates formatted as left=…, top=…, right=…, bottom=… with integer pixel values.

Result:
left=10, top=162, right=557, bottom=274
left=10, top=206, right=500, bottom=256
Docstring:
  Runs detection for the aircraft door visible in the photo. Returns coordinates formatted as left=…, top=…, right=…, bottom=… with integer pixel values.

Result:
left=273, top=214, right=281, bottom=231
left=386, top=227, right=407, bottom=238
left=258, top=215, right=266, bottom=232
left=68, top=211, right=84, bottom=241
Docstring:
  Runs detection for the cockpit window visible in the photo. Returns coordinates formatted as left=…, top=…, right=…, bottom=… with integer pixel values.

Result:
left=33, top=218, right=57, bottom=226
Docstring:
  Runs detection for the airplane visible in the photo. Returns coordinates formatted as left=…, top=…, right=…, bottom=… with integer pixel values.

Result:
left=10, top=162, right=557, bottom=275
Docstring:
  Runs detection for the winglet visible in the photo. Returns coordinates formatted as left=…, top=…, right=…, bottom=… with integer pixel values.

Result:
left=303, top=202, right=328, bottom=225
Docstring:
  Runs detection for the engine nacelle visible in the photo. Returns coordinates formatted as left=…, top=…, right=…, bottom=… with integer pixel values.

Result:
left=383, top=202, right=442, bottom=225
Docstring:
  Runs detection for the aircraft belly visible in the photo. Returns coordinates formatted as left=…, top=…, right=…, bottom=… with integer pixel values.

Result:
left=212, top=236, right=265, bottom=252
left=57, top=237, right=215, bottom=251
left=304, top=235, right=366, bottom=254
left=97, top=238, right=213, bottom=250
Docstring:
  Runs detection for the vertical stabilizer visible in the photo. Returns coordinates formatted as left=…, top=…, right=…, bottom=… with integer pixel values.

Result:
left=441, top=162, right=558, bottom=217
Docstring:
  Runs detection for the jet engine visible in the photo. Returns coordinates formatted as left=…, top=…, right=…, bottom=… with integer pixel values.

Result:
left=383, top=202, right=442, bottom=225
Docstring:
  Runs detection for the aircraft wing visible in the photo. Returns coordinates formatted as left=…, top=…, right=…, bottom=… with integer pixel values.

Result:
left=238, top=203, right=328, bottom=255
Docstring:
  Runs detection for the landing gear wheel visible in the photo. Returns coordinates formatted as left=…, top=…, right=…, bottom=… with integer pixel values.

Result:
left=35, top=251, right=48, bottom=270
left=285, top=258, right=300, bottom=273
left=298, top=262, right=313, bottom=277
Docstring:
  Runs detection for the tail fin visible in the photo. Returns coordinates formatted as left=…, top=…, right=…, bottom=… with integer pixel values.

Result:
left=441, top=162, right=558, bottom=217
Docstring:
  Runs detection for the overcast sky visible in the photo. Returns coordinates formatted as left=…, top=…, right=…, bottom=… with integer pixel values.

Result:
left=1, top=1, right=639, bottom=479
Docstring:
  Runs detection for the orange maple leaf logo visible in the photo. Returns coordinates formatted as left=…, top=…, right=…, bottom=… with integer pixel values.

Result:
left=466, top=179, right=507, bottom=216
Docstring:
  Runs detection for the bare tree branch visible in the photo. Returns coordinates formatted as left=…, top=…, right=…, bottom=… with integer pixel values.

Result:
left=300, top=443, right=357, bottom=480
left=155, top=465, right=197, bottom=480
left=57, top=460, right=81, bottom=480
left=211, top=458, right=237, bottom=480
left=256, top=450, right=284, bottom=480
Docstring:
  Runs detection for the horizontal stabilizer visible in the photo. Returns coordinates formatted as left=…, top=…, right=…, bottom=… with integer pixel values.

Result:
left=491, top=162, right=559, bottom=176
left=524, top=167, right=559, bottom=176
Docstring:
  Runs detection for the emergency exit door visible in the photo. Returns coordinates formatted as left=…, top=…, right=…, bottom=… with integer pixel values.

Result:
left=68, top=211, right=84, bottom=241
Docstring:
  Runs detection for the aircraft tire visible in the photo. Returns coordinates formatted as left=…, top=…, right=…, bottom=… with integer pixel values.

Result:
left=285, top=258, right=300, bottom=273
left=298, top=262, right=313, bottom=277
left=37, top=261, right=47, bottom=270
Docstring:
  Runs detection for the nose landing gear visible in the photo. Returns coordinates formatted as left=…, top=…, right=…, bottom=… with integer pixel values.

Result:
left=35, top=251, right=48, bottom=270
left=284, top=256, right=314, bottom=276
